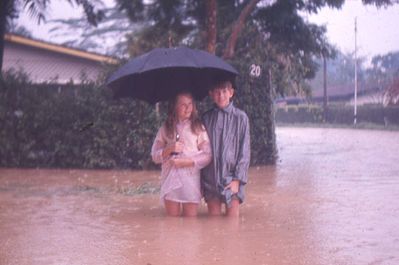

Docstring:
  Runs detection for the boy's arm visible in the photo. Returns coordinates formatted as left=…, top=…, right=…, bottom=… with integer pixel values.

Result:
left=233, top=115, right=251, bottom=185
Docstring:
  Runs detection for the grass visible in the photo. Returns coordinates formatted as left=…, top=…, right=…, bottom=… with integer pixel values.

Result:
left=76, top=176, right=160, bottom=196
left=117, top=182, right=160, bottom=196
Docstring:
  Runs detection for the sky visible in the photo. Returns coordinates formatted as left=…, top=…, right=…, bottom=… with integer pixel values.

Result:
left=305, top=0, right=399, bottom=58
left=15, top=0, right=399, bottom=58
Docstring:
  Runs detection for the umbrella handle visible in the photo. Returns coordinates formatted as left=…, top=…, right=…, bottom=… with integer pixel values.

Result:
left=170, top=133, right=180, bottom=156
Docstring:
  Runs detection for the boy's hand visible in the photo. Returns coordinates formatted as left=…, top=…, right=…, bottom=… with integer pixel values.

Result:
left=225, top=180, right=240, bottom=194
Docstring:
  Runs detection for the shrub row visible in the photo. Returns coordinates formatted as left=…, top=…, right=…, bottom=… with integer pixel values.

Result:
left=276, top=104, right=399, bottom=126
left=0, top=72, right=160, bottom=169
left=1, top=69, right=278, bottom=169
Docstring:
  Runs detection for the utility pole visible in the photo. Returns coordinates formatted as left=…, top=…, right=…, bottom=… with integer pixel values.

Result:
left=354, top=17, right=358, bottom=125
left=323, top=53, right=328, bottom=122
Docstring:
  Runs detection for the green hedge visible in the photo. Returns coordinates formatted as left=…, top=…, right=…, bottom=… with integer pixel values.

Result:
left=276, top=104, right=399, bottom=126
left=1, top=69, right=278, bottom=169
left=0, top=71, right=160, bottom=169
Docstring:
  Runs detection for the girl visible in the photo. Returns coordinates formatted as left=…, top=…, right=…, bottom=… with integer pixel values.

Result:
left=151, top=92, right=211, bottom=217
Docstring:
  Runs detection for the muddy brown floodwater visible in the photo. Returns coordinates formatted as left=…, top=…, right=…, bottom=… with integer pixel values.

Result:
left=1, top=127, right=399, bottom=265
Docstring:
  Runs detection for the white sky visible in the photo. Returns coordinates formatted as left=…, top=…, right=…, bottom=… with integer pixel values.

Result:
left=305, top=0, right=399, bottom=58
left=15, top=0, right=399, bottom=58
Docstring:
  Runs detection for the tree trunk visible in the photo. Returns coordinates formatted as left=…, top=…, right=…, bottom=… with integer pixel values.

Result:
left=205, top=0, right=217, bottom=54
left=0, top=0, right=9, bottom=73
left=223, top=0, right=260, bottom=59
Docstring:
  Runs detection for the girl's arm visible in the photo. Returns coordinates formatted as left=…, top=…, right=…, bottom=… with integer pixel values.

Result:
left=191, top=130, right=212, bottom=169
left=152, top=125, right=185, bottom=164
left=151, top=126, right=167, bottom=164
left=170, top=129, right=212, bottom=169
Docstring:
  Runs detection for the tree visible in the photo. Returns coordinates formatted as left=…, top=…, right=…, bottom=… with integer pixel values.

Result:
left=3, top=0, right=398, bottom=164
left=367, top=51, right=399, bottom=87
left=384, top=79, right=399, bottom=105
left=310, top=50, right=367, bottom=95
left=43, top=5, right=133, bottom=56
left=117, top=0, right=399, bottom=90
left=110, top=0, right=338, bottom=163
left=366, top=51, right=399, bottom=105
left=111, top=0, right=398, bottom=164
left=0, top=0, right=15, bottom=73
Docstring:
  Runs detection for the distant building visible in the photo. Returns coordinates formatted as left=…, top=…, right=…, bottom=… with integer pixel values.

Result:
left=274, top=96, right=307, bottom=107
left=3, top=33, right=118, bottom=85
left=311, top=84, right=384, bottom=106
left=276, top=84, right=384, bottom=106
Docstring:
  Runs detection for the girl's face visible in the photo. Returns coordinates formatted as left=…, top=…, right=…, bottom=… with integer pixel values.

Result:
left=175, top=93, right=194, bottom=121
left=209, top=82, right=234, bottom=109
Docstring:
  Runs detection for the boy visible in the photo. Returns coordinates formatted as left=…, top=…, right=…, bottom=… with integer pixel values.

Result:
left=201, top=79, right=250, bottom=217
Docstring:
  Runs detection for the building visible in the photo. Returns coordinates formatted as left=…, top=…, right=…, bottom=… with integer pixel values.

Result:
left=311, top=84, right=384, bottom=106
left=3, top=33, right=118, bottom=85
left=276, top=84, right=384, bottom=106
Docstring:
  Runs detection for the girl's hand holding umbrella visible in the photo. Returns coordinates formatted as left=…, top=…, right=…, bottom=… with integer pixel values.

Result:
left=168, top=138, right=195, bottom=168
left=162, top=139, right=194, bottom=168
left=170, top=133, right=180, bottom=156
left=162, top=140, right=184, bottom=159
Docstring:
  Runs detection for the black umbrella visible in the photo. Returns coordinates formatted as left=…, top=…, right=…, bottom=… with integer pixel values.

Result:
left=106, top=46, right=238, bottom=104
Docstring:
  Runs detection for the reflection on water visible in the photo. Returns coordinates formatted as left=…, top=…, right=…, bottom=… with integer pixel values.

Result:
left=0, top=127, right=398, bottom=265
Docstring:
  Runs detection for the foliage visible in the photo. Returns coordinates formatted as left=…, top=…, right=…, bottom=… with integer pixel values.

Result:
left=110, top=0, right=347, bottom=164
left=45, top=0, right=396, bottom=165
left=309, top=51, right=367, bottom=93
left=308, top=49, right=399, bottom=107
left=366, top=51, right=399, bottom=105
left=384, top=79, right=399, bottom=105
left=3, top=0, right=399, bottom=167
left=0, top=67, right=283, bottom=168
left=15, top=0, right=105, bottom=26
left=228, top=24, right=279, bottom=164
left=48, top=6, right=133, bottom=56
left=0, top=69, right=160, bottom=169
left=276, top=104, right=399, bottom=125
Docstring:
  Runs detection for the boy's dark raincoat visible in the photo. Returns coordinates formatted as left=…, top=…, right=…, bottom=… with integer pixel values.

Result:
left=201, top=102, right=250, bottom=206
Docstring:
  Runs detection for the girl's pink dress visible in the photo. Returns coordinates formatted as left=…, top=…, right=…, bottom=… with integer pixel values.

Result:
left=151, top=120, right=211, bottom=203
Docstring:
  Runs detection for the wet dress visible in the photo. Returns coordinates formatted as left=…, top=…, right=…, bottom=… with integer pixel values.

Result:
left=151, top=120, right=212, bottom=204
left=201, top=102, right=250, bottom=205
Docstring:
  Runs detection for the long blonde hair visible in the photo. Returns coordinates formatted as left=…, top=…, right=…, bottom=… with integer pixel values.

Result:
left=165, top=92, right=203, bottom=139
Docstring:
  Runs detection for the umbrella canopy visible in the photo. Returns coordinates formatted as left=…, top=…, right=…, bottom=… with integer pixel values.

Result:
left=106, top=47, right=238, bottom=104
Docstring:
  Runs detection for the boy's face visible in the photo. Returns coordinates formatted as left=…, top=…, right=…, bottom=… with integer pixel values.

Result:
left=209, top=82, right=234, bottom=109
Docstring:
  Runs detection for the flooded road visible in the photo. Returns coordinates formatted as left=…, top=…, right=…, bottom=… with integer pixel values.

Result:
left=1, top=127, right=398, bottom=265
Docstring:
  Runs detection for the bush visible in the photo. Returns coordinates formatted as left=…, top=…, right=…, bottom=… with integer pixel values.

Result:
left=1, top=68, right=278, bottom=168
left=0, top=70, right=160, bottom=169
left=276, top=104, right=399, bottom=126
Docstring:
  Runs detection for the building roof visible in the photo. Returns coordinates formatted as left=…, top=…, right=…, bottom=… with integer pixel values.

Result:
left=3, top=33, right=118, bottom=84
left=5, top=33, right=118, bottom=64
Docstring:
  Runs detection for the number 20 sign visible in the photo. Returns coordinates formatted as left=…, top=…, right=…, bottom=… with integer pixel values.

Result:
left=250, top=64, right=261, bottom=77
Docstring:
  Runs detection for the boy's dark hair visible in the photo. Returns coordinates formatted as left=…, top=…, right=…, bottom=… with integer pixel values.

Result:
left=209, top=75, right=236, bottom=91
